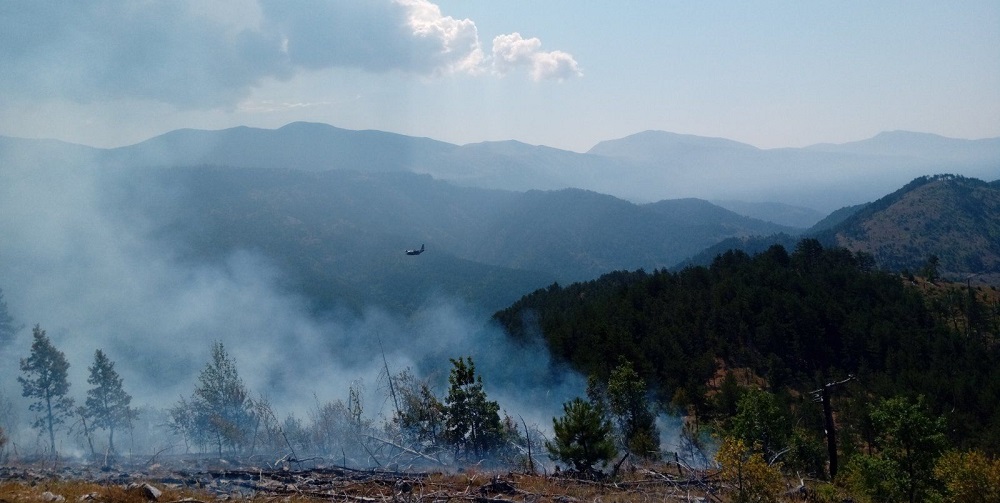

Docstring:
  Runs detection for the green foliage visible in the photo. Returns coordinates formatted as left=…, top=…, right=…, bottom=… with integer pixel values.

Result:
left=605, top=358, right=659, bottom=459
left=443, top=357, right=504, bottom=460
left=921, top=254, right=941, bottom=283
left=18, top=325, right=73, bottom=455
left=713, top=371, right=743, bottom=418
left=784, top=426, right=829, bottom=480
left=493, top=238, right=1000, bottom=454
left=546, top=397, right=616, bottom=472
left=715, top=436, right=785, bottom=503
left=811, top=482, right=844, bottom=503
left=844, top=396, right=946, bottom=503
left=84, top=350, right=135, bottom=454
left=934, top=449, right=1000, bottom=502
left=728, top=388, right=789, bottom=464
left=391, top=369, right=446, bottom=452
left=844, top=455, right=902, bottom=503
left=171, top=342, right=255, bottom=456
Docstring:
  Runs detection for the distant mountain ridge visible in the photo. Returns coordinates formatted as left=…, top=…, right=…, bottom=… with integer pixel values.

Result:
left=83, top=165, right=796, bottom=314
left=587, top=130, right=759, bottom=161
left=101, top=122, right=457, bottom=173
left=7, top=121, right=995, bottom=214
left=584, top=129, right=1000, bottom=211
left=4, top=124, right=999, bottom=309
left=804, top=130, right=1000, bottom=159
left=710, top=200, right=825, bottom=229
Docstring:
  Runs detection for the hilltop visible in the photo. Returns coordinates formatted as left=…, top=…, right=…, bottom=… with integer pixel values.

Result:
left=683, top=175, right=1000, bottom=283
left=820, top=174, right=1000, bottom=277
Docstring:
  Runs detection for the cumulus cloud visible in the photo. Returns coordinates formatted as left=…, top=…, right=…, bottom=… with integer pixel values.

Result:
left=397, top=0, right=485, bottom=75
left=0, top=0, right=578, bottom=109
left=491, top=32, right=582, bottom=81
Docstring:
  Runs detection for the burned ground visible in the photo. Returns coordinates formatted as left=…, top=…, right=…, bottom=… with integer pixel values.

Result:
left=0, top=456, right=727, bottom=503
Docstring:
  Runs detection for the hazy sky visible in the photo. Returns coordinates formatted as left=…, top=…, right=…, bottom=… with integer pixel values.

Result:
left=1, top=0, right=998, bottom=152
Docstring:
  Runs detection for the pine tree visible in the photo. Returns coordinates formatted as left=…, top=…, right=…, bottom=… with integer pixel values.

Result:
left=18, top=325, right=73, bottom=455
left=606, top=358, right=660, bottom=459
left=84, top=349, right=135, bottom=454
left=546, top=397, right=616, bottom=472
left=172, top=341, right=255, bottom=456
left=0, top=287, right=19, bottom=347
left=195, top=342, right=254, bottom=456
left=728, top=388, right=790, bottom=463
left=444, top=357, right=504, bottom=460
left=921, top=254, right=941, bottom=283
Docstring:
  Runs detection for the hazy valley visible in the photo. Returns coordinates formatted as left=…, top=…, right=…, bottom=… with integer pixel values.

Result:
left=1, top=123, right=999, bottom=500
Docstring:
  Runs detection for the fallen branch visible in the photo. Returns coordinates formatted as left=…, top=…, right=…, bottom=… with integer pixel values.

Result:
left=366, top=435, right=447, bottom=466
left=610, top=452, right=630, bottom=479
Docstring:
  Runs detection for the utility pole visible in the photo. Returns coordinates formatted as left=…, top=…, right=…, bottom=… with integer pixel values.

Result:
left=809, top=375, right=854, bottom=480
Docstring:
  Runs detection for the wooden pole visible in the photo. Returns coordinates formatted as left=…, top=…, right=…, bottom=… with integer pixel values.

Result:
left=810, top=375, right=854, bottom=480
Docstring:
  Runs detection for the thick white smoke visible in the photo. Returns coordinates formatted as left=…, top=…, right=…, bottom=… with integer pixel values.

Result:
left=0, top=143, right=585, bottom=453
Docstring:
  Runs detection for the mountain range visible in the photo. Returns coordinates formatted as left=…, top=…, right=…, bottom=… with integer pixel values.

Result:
left=2, top=123, right=998, bottom=314
left=97, top=166, right=796, bottom=314
left=9, top=122, right=998, bottom=215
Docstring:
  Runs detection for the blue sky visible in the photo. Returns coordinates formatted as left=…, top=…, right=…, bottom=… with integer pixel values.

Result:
left=1, top=0, right=997, bottom=152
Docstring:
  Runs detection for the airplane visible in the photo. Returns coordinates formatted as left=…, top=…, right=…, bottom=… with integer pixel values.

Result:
left=406, top=244, right=425, bottom=256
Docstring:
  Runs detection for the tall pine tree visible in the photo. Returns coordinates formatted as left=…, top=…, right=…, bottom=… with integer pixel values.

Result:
left=84, top=349, right=135, bottom=454
left=177, top=341, right=255, bottom=456
left=18, top=325, right=73, bottom=455
left=444, top=357, right=504, bottom=460
left=606, top=358, right=660, bottom=459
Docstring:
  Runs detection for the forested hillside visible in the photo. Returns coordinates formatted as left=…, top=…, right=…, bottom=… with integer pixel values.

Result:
left=822, top=174, right=1000, bottom=275
left=494, top=239, right=1000, bottom=452
left=98, top=165, right=793, bottom=313
left=680, top=175, right=1000, bottom=282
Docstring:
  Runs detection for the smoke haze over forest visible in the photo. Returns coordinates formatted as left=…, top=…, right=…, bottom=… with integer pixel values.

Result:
left=0, top=145, right=585, bottom=453
left=1, top=3, right=998, bottom=478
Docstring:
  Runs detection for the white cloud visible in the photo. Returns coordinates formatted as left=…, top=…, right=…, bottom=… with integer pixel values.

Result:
left=0, top=0, right=578, bottom=109
left=397, top=0, right=485, bottom=75
left=491, top=33, right=543, bottom=73
left=529, top=49, right=584, bottom=81
left=491, top=32, right=582, bottom=81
